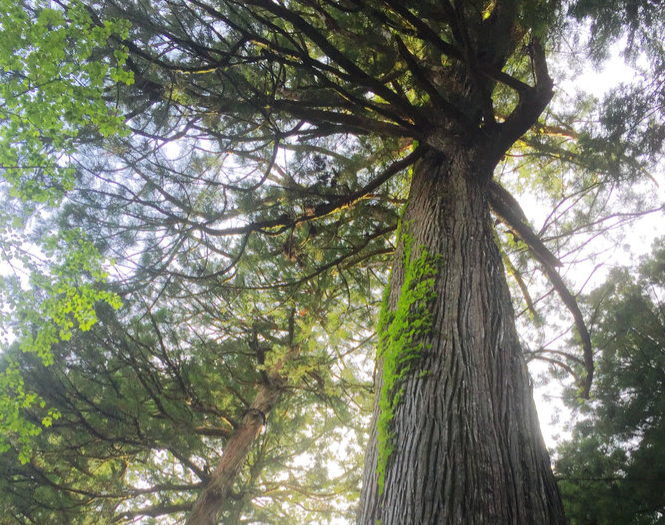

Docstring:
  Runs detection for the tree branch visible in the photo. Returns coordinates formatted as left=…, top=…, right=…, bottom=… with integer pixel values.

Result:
left=494, top=38, right=554, bottom=156
left=488, top=180, right=594, bottom=398
left=488, top=180, right=562, bottom=268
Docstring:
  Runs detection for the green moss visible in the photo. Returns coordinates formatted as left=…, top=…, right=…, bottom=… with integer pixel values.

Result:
left=375, top=224, right=441, bottom=494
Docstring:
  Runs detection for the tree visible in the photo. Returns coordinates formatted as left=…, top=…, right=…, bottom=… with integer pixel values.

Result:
left=555, top=238, right=665, bottom=525
left=1, top=1, right=663, bottom=524
left=1, top=282, right=373, bottom=524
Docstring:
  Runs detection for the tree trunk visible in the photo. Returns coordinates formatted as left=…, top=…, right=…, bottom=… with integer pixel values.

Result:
left=186, top=377, right=284, bottom=525
left=358, top=149, right=567, bottom=524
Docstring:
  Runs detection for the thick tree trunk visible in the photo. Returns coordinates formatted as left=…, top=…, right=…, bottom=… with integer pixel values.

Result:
left=358, top=150, right=567, bottom=524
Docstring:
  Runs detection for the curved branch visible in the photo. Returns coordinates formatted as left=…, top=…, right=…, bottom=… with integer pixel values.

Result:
left=526, top=355, right=582, bottom=384
left=488, top=181, right=562, bottom=268
left=528, top=348, right=586, bottom=368
left=198, top=145, right=426, bottom=238
left=541, top=266, right=594, bottom=398
left=488, top=180, right=594, bottom=398
left=494, top=38, right=554, bottom=155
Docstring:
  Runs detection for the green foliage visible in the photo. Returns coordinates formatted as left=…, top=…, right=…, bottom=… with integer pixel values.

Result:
left=563, top=0, right=665, bottom=176
left=375, top=225, right=441, bottom=494
left=0, top=227, right=121, bottom=463
left=0, top=0, right=133, bottom=465
left=569, top=0, right=662, bottom=60
left=0, top=360, right=44, bottom=463
left=0, top=0, right=133, bottom=204
left=556, top=238, right=665, bottom=525
left=0, top=272, right=375, bottom=523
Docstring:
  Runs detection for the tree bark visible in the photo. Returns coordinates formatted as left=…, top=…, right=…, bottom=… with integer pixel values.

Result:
left=358, top=149, right=567, bottom=524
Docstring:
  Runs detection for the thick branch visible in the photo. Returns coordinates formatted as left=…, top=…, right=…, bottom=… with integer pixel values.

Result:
left=119, top=503, right=193, bottom=520
left=488, top=181, right=562, bottom=268
left=487, top=180, right=594, bottom=398
left=494, top=39, right=554, bottom=156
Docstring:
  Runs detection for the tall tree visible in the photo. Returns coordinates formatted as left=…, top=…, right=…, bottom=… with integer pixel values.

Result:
left=1, top=1, right=663, bottom=524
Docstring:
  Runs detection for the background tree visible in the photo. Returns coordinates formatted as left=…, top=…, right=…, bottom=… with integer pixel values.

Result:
left=1, top=0, right=664, bottom=524
left=555, top=239, right=665, bottom=525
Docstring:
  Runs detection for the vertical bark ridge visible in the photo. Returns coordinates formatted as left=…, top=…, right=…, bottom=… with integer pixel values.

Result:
left=358, top=150, right=566, bottom=525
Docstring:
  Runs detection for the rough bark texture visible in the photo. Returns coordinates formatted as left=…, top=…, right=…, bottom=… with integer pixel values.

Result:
left=358, top=150, right=567, bottom=525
